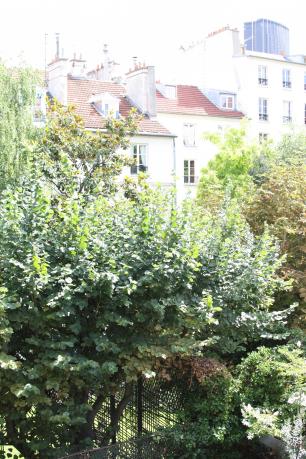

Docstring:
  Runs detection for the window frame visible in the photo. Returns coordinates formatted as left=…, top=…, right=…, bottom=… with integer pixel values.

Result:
left=282, top=100, right=292, bottom=123
left=259, top=132, right=268, bottom=143
left=183, top=123, right=196, bottom=147
left=258, top=65, right=268, bottom=86
left=258, top=97, right=268, bottom=121
left=130, top=144, right=148, bottom=175
left=282, top=69, right=292, bottom=89
left=184, top=159, right=196, bottom=184
left=220, top=94, right=235, bottom=110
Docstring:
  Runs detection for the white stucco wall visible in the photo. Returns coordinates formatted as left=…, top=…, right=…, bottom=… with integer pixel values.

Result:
left=157, top=113, right=242, bottom=202
left=120, top=134, right=175, bottom=189
left=181, top=29, right=306, bottom=142
left=234, top=54, right=306, bottom=140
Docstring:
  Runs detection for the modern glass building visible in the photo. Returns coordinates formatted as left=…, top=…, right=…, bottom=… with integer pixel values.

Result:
left=244, top=19, right=289, bottom=55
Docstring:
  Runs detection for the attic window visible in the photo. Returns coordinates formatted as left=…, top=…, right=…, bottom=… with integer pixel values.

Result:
left=89, top=92, right=120, bottom=118
left=156, top=83, right=177, bottom=99
left=164, top=85, right=177, bottom=99
left=220, top=94, right=235, bottom=110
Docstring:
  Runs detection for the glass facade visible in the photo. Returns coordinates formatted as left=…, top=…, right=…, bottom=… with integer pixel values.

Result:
left=244, top=19, right=289, bottom=55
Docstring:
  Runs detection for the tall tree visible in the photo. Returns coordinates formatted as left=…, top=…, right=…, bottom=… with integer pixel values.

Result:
left=0, top=182, right=213, bottom=458
left=38, top=100, right=140, bottom=197
left=0, top=62, right=38, bottom=189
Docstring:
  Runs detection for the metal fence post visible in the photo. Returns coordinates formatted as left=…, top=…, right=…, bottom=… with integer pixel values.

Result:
left=137, top=377, right=143, bottom=435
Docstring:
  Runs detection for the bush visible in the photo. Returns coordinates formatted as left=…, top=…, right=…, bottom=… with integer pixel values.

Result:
left=237, top=345, right=306, bottom=418
left=158, top=360, right=244, bottom=458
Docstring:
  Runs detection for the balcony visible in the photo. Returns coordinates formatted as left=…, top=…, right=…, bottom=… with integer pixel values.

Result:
left=283, top=81, right=292, bottom=89
left=130, top=165, right=148, bottom=175
left=184, top=176, right=199, bottom=185
left=259, top=113, right=268, bottom=121
left=258, top=78, right=268, bottom=86
left=283, top=116, right=292, bottom=123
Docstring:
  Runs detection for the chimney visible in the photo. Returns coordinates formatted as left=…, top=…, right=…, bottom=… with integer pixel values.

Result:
left=126, top=64, right=156, bottom=117
left=69, top=53, right=87, bottom=78
left=47, top=57, right=69, bottom=105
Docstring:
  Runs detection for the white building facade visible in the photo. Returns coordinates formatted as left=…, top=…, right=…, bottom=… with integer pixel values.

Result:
left=179, top=25, right=306, bottom=141
left=47, top=54, right=244, bottom=201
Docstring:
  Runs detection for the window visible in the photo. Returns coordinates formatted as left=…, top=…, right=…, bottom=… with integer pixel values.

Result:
left=184, top=160, right=196, bottom=184
left=220, top=94, right=234, bottom=109
left=130, top=144, right=148, bottom=174
left=183, top=123, right=196, bottom=146
left=282, top=69, right=291, bottom=88
left=89, top=92, right=120, bottom=119
left=259, top=133, right=268, bottom=143
left=283, top=101, right=292, bottom=123
left=103, top=103, right=109, bottom=117
left=258, top=98, right=268, bottom=121
left=304, top=72, right=306, bottom=91
left=258, top=65, right=268, bottom=86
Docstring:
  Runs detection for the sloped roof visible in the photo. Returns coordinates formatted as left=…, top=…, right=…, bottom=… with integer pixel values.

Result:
left=67, top=77, right=173, bottom=136
left=156, top=85, right=244, bottom=118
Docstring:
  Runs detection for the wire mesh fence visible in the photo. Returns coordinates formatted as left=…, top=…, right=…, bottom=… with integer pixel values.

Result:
left=94, top=377, right=183, bottom=444
left=58, top=435, right=168, bottom=459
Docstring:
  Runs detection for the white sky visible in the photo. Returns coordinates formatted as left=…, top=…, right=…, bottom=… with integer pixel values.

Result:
left=0, top=0, right=305, bottom=81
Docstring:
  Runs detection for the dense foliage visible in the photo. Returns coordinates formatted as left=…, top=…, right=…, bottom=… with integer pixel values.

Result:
left=38, top=100, right=140, bottom=197
left=0, top=66, right=304, bottom=458
left=197, top=128, right=306, bottom=327
left=0, top=62, right=38, bottom=189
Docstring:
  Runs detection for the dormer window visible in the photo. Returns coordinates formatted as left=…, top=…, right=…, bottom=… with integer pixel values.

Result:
left=220, top=94, right=235, bottom=110
left=156, top=83, right=177, bottom=99
left=89, top=92, right=120, bottom=118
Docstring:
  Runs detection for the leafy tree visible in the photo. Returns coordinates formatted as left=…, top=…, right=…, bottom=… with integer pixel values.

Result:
left=37, top=100, right=140, bottom=197
left=276, top=131, right=306, bottom=165
left=0, top=181, right=215, bottom=458
left=245, top=163, right=306, bottom=327
left=192, top=203, right=293, bottom=357
left=0, top=62, right=38, bottom=189
left=197, top=130, right=306, bottom=329
left=196, top=126, right=271, bottom=211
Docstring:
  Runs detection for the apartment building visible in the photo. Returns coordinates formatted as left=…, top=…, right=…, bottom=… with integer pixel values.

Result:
left=179, top=23, right=306, bottom=141
left=47, top=53, right=243, bottom=201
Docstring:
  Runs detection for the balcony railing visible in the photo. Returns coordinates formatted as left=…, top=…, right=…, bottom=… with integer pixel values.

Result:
left=130, top=165, right=148, bottom=175
left=184, top=176, right=199, bottom=185
left=283, top=116, right=292, bottom=123
left=259, top=113, right=268, bottom=121
left=283, top=81, right=292, bottom=88
left=258, top=78, right=268, bottom=86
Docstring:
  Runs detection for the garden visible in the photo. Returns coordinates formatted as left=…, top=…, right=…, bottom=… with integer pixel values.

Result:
left=0, top=64, right=305, bottom=458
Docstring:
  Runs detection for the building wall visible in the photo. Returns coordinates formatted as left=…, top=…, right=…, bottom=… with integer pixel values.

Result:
left=190, top=28, right=306, bottom=142
left=120, top=133, right=175, bottom=188
left=157, top=113, right=241, bottom=202
left=234, top=54, right=306, bottom=140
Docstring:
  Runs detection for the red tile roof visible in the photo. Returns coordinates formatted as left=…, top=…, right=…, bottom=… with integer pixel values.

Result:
left=67, top=77, right=173, bottom=136
left=156, top=85, right=243, bottom=118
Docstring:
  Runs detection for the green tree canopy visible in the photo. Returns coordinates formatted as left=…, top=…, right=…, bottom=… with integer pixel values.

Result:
left=37, top=100, right=140, bottom=197
left=0, top=181, right=215, bottom=458
left=0, top=62, right=38, bottom=189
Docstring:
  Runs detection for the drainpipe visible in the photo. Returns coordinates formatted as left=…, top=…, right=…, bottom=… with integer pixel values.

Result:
left=172, top=137, right=177, bottom=206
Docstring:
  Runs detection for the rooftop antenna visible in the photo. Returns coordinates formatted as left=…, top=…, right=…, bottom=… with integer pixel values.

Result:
left=44, top=33, right=48, bottom=86
left=55, top=32, right=60, bottom=59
